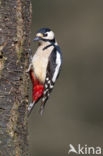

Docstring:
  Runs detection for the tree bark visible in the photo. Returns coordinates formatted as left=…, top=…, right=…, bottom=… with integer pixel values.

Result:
left=0, top=0, right=32, bottom=155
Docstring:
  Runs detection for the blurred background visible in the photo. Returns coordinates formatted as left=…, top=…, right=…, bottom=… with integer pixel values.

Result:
left=29, top=0, right=103, bottom=155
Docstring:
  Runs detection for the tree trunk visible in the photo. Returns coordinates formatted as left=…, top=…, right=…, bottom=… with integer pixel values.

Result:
left=0, top=0, right=32, bottom=155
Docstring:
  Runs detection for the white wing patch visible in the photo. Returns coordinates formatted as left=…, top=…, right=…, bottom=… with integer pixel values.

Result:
left=52, top=52, right=61, bottom=82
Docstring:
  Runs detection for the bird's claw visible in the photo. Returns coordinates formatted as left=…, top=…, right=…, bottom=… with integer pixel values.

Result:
left=26, top=63, right=32, bottom=73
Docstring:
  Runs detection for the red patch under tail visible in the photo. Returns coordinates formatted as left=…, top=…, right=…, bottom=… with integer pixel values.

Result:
left=29, top=69, right=44, bottom=102
left=32, top=85, right=44, bottom=101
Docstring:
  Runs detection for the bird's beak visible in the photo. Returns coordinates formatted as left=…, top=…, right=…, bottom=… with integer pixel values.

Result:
left=33, top=33, right=43, bottom=41
left=33, top=36, right=40, bottom=41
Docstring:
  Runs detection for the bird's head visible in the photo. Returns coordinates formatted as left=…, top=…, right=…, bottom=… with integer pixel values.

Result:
left=33, top=28, right=55, bottom=44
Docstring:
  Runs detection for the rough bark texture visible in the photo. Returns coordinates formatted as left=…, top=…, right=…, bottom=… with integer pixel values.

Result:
left=0, top=0, right=32, bottom=155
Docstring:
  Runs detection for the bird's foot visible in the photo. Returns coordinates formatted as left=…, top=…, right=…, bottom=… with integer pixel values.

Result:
left=26, top=63, right=32, bottom=73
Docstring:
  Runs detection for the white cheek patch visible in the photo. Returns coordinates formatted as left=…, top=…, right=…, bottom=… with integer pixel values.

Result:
left=44, top=31, right=55, bottom=40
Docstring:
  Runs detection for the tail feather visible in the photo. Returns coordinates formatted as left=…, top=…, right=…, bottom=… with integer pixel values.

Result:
left=27, top=101, right=36, bottom=116
left=39, top=105, right=45, bottom=116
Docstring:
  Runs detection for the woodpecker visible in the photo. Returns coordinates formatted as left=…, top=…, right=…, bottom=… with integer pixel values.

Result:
left=27, top=28, right=62, bottom=116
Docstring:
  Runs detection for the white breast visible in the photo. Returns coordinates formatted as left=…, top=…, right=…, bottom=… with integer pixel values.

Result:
left=32, top=44, right=53, bottom=83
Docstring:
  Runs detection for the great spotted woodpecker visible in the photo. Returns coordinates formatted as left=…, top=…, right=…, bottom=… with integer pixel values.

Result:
left=27, top=28, right=62, bottom=116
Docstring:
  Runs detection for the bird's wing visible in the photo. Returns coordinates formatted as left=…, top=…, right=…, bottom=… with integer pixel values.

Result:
left=39, top=47, right=62, bottom=115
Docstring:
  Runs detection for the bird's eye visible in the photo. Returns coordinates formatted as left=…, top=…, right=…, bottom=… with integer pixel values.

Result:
left=43, top=33, right=48, bottom=37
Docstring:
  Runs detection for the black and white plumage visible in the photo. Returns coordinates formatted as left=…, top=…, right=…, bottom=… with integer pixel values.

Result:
left=27, top=28, right=62, bottom=115
left=41, top=46, right=62, bottom=113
